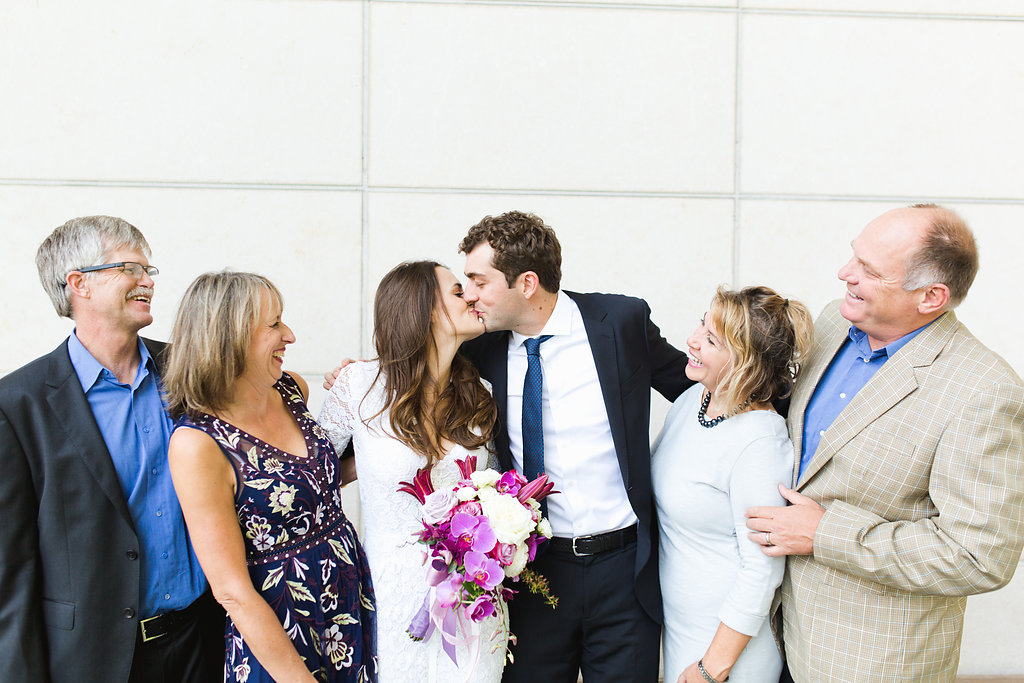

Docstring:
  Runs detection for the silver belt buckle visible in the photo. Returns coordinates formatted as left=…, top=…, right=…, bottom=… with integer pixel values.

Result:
left=572, top=534, right=595, bottom=557
left=139, top=615, right=166, bottom=642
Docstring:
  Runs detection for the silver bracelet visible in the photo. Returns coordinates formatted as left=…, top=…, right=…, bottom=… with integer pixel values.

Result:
left=698, top=659, right=728, bottom=683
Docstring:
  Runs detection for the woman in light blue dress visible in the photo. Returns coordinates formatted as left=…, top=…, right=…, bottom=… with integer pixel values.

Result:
left=652, top=286, right=813, bottom=683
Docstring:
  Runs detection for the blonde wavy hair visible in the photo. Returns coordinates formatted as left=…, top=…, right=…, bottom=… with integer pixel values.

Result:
left=164, top=271, right=283, bottom=419
left=709, top=285, right=814, bottom=414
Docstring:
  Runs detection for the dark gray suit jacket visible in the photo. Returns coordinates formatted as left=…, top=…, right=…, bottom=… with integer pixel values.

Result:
left=459, top=291, right=691, bottom=622
left=0, top=337, right=169, bottom=682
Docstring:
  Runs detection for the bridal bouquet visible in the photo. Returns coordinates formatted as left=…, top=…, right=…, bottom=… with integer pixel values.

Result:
left=398, top=455, right=557, bottom=670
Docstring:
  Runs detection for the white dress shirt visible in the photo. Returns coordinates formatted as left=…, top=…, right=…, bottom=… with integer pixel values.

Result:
left=506, top=292, right=638, bottom=538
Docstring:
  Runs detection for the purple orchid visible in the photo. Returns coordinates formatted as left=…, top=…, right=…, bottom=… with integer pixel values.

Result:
left=435, top=572, right=464, bottom=609
left=464, top=551, right=504, bottom=590
left=495, top=471, right=522, bottom=496
left=526, top=533, right=549, bottom=562
left=449, top=512, right=497, bottom=553
left=464, top=594, right=496, bottom=623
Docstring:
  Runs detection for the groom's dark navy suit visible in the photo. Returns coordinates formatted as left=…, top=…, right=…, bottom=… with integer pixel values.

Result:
left=461, top=291, right=690, bottom=678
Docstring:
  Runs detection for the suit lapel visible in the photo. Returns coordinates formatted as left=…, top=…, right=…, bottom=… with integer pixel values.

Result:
left=795, top=308, right=956, bottom=489
left=789, top=305, right=849, bottom=487
left=567, top=292, right=631, bottom=486
left=45, top=341, right=135, bottom=527
left=476, top=332, right=512, bottom=471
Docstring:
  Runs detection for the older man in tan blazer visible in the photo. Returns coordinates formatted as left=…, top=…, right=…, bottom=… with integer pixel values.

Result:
left=746, top=204, right=1024, bottom=682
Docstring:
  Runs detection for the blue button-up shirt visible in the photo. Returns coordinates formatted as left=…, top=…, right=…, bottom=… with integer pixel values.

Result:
left=68, top=333, right=206, bottom=617
left=798, top=322, right=932, bottom=481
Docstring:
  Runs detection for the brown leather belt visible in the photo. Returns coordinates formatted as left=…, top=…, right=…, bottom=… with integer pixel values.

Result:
left=547, top=524, right=638, bottom=557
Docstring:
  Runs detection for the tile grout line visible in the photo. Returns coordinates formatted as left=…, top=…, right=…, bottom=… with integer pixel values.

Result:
left=361, top=0, right=372, bottom=360
left=732, top=1, right=744, bottom=286
left=363, top=0, right=1024, bottom=23
left=3, top=177, right=1024, bottom=205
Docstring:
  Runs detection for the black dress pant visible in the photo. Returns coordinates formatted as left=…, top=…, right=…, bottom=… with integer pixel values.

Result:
left=502, top=541, right=660, bottom=683
left=128, top=591, right=224, bottom=683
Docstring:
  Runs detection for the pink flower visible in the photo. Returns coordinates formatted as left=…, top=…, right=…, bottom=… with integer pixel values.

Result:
left=449, top=512, right=497, bottom=553
left=464, top=551, right=504, bottom=590
left=398, top=467, right=435, bottom=504
left=464, top=594, right=496, bottom=623
left=435, top=572, right=464, bottom=608
left=453, top=501, right=483, bottom=517
left=517, top=473, right=556, bottom=504
left=495, top=471, right=522, bottom=496
left=491, top=542, right=517, bottom=566
left=422, top=489, right=457, bottom=524
left=456, top=456, right=479, bottom=480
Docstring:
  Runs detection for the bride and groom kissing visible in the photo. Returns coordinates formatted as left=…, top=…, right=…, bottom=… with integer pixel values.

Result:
left=322, top=209, right=688, bottom=682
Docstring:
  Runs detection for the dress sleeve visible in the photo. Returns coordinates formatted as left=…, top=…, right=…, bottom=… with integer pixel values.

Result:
left=317, top=364, right=361, bottom=454
left=717, top=429, right=792, bottom=636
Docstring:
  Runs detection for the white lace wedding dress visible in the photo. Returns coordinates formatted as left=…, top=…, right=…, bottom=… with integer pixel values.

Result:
left=319, top=360, right=507, bottom=683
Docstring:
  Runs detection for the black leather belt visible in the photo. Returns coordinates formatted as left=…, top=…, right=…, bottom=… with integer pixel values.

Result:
left=548, top=524, right=638, bottom=557
left=139, top=593, right=207, bottom=643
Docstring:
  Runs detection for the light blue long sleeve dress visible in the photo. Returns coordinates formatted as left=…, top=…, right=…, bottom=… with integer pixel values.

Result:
left=652, top=384, right=792, bottom=683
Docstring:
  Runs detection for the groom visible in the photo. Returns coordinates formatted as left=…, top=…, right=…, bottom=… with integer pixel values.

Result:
left=457, top=211, right=691, bottom=682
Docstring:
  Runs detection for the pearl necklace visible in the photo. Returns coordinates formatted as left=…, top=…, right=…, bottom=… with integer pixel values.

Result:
left=696, top=390, right=748, bottom=429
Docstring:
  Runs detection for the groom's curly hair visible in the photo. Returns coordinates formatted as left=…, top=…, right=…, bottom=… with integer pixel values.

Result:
left=459, top=211, right=562, bottom=293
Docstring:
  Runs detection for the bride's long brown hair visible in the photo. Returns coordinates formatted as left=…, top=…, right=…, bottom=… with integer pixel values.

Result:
left=367, top=260, right=496, bottom=467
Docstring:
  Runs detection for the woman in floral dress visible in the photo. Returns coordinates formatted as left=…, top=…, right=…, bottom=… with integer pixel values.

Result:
left=164, top=271, right=377, bottom=683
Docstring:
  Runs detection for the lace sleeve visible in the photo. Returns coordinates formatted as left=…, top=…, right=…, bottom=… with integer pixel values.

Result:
left=317, top=365, right=360, bottom=453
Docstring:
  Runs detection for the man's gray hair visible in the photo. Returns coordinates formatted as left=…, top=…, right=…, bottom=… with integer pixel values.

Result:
left=901, top=204, right=978, bottom=309
left=35, top=215, right=151, bottom=319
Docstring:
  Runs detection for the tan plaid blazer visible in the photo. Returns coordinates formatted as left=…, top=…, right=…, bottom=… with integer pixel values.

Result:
left=781, top=301, right=1024, bottom=682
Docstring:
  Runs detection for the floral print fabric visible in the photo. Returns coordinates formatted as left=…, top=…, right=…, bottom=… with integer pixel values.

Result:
left=178, top=374, right=377, bottom=682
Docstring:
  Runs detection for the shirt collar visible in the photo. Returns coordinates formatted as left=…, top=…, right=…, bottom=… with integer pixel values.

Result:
left=67, top=331, right=153, bottom=392
left=510, top=290, right=573, bottom=348
left=847, top=319, right=934, bottom=361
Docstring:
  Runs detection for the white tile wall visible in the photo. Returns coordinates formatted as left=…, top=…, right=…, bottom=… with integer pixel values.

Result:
left=0, top=0, right=364, bottom=184
left=369, top=4, right=737, bottom=193
left=740, top=13, right=1024, bottom=198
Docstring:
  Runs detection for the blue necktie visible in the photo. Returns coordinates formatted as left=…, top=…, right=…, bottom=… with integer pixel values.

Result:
left=522, top=335, right=552, bottom=483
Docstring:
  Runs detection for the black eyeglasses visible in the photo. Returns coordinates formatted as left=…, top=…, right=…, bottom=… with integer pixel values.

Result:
left=76, top=261, right=160, bottom=279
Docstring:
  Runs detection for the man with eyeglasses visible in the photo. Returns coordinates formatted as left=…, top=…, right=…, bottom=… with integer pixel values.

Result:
left=0, top=216, right=222, bottom=682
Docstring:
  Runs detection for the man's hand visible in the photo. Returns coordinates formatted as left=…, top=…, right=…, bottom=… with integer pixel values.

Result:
left=322, top=359, right=356, bottom=391
left=745, top=484, right=825, bottom=557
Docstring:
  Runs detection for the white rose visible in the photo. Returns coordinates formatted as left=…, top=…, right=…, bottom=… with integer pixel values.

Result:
left=476, top=487, right=499, bottom=503
left=504, top=543, right=529, bottom=578
left=537, top=518, right=552, bottom=539
left=456, top=486, right=478, bottom=502
left=421, top=489, right=457, bottom=524
left=470, top=469, right=500, bottom=488
left=481, top=494, right=535, bottom=546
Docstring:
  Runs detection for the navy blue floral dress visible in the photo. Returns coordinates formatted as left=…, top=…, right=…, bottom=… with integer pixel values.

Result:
left=177, top=374, right=377, bottom=682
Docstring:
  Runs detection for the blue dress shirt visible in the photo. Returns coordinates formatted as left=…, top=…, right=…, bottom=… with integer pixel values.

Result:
left=798, top=322, right=932, bottom=481
left=68, top=333, right=206, bottom=617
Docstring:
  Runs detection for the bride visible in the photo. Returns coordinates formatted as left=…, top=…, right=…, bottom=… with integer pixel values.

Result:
left=319, top=260, right=505, bottom=682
